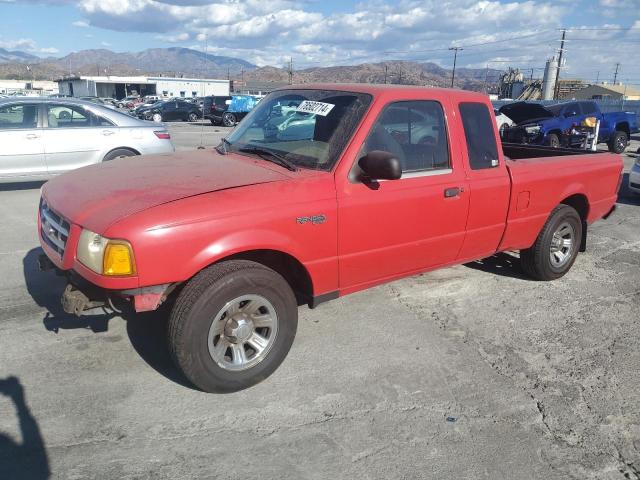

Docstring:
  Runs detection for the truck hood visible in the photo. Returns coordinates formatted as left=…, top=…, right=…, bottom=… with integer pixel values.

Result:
left=42, top=149, right=289, bottom=233
left=499, top=102, right=555, bottom=125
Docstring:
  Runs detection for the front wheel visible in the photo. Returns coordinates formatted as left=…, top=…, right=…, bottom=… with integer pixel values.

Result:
left=608, top=130, right=627, bottom=154
left=152, top=113, right=163, bottom=123
left=188, top=112, right=199, bottom=122
left=546, top=133, right=560, bottom=148
left=168, top=260, right=298, bottom=393
left=520, top=204, right=582, bottom=281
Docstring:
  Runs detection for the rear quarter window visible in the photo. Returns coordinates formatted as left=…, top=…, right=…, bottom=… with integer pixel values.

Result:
left=459, top=102, right=499, bottom=170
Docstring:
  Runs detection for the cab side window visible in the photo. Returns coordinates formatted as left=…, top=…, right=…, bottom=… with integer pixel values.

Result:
left=362, top=100, right=450, bottom=174
left=0, top=104, right=38, bottom=129
left=459, top=102, right=499, bottom=170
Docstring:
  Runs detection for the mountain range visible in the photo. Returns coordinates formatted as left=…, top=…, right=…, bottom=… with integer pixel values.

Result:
left=0, top=47, right=499, bottom=91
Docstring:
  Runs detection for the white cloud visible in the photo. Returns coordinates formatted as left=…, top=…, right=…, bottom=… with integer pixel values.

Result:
left=101, top=41, right=112, bottom=46
left=73, top=20, right=90, bottom=27
left=0, top=38, right=37, bottom=51
left=156, top=32, right=190, bottom=42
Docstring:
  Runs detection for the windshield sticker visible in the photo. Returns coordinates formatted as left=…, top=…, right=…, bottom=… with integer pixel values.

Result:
left=296, top=101, right=335, bottom=116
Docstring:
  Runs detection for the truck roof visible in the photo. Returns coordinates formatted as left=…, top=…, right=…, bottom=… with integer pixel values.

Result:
left=277, top=83, right=489, bottom=101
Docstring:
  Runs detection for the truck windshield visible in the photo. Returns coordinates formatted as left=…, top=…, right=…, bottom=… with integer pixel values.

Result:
left=225, top=89, right=372, bottom=171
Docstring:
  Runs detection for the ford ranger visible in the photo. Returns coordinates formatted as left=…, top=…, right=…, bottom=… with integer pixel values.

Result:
left=499, top=100, right=638, bottom=153
left=38, top=85, right=623, bottom=393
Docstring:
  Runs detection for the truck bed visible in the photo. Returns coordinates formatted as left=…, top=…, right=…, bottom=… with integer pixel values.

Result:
left=499, top=144, right=622, bottom=252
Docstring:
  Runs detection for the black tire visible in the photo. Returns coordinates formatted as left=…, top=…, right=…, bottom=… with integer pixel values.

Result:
left=210, top=118, right=222, bottom=126
left=520, top=204, right=583, bottom=281
left=188, top=112, right=199, bottom=122
left=168, top=260, right=298, bottom=393
left=103, top=148, right=137, bottom=161
left=608, top=130, right=627, bottom=154
left=546, top=133, right=560, bottom=148
left=222, top=112, right=236, bottom=127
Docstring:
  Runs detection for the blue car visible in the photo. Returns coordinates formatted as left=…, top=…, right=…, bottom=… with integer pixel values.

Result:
left=500, top=100, right=638, bottom=153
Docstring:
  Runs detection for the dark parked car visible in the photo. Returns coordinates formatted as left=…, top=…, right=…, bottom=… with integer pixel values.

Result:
left=202, top=96, right=251, bottom=127
left=136, top=99, right=201, bottom=123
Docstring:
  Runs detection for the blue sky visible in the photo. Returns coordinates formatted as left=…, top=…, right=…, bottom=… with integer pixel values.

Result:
left=1, top=0, right=639, bottom=82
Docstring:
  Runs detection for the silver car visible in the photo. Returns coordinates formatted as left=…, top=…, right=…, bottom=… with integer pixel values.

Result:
left=0, top=97, right=175, bottom=183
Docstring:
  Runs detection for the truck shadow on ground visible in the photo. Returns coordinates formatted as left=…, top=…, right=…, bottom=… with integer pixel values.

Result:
left=0, top=376, right=50, bottom=479
left=464, top=252, right=532, bottom=280
left=0, top=180, right=46, bottom=192
left=22, top=248, right=194, bottom=390
left=617, top=173, right=640, bottom=206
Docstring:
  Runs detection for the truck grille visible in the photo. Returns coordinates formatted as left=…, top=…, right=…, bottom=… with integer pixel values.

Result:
left=40, top=199, right=70, bottom=257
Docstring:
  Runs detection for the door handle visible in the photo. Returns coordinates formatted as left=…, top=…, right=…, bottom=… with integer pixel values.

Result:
left=444, top=187, right=463, bottom=198
left=26, top=133, right=39, bottom=139
left=102, top=130, right=115, bottom=136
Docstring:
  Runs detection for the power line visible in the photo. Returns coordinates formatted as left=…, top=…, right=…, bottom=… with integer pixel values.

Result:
left=383, top=30, right=554, bottom=54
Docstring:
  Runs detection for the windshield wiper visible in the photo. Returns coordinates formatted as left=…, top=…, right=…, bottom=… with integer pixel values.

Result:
left=215, top=138, right=232, bottom=155
left=238, top=146, right=298, bottom=172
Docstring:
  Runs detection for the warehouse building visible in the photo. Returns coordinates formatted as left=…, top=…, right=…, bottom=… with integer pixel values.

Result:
left=572, top=83, right=640, bottom=101
left=56, top=75, right=230, bottom=99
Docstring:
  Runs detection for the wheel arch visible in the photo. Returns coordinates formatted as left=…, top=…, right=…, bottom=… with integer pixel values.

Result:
left=615, top=122, right=630, bottom=135
left=103, top=146, right=140, bottom=161
left=559, top=193, right=589, bottom=252
left=185, top=249, right=315, bottom=307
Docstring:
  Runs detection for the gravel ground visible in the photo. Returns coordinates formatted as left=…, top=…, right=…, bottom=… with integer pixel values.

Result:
left=0, top=125, right=638, bottom=479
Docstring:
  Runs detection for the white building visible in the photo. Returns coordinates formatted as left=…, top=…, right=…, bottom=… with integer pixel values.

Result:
left=0, top=79, right=58, bottom=96
left=56, top=75, right=230, bottom=99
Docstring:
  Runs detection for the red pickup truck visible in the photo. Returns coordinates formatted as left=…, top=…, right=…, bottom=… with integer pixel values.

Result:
left=38, top=84, right=622, bottom=392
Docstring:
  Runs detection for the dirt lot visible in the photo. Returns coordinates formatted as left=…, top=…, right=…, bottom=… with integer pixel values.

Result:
left=0, top=125, right=638, bottom=480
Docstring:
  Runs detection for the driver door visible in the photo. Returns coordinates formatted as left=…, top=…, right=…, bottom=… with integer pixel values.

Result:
left=337, top=99, right=469, bottom=291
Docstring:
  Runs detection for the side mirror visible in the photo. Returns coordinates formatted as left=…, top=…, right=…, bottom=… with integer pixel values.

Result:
left=358, top=150, right=402, bottom=181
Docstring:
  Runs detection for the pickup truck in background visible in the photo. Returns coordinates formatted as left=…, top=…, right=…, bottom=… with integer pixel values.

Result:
left=500, top=100, right=638, bottom=153
left=38, top=85, right=623, bottom=393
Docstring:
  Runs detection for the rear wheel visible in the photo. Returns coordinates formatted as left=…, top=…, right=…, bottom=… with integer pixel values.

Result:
left=546, top=133, right=560, bottom=148
left=520, top=204, right=582, bottom=281
left=222, top=112, right=236, bottom=127
left=152, top=113, right=163, bottom=123
left=608, top=130, right=627, bottom=154
left=188, top=112, right=199, bottom=122
left=103, top=148, right=137, bottom=161
left=168, top=260, right=298, bottom=393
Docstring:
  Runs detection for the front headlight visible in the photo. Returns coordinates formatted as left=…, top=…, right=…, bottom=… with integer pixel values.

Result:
left=77, top=229, right=135, bottom=276
left=525, top=125, right=542, bottom=134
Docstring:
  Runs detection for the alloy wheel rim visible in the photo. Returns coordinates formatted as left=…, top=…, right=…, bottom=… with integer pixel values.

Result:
left=549, top=221, right=575, bottom=268
left=207, top=294, right=278, bottom=371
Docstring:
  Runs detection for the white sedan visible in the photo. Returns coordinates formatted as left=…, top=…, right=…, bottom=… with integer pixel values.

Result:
left=0, top=97, right=175, bottom=183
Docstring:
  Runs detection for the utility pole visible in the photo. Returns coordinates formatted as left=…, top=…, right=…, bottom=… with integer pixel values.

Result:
left=595, top=71, right=599, bottom=84
left=241, top=68, right=244, bottom=84
left=288, top=57, right=293, bottom=85
left=482, top=64, right=489, bottom=93
left=553, top=28, right=566, bottom=100
left=529, top=68, right=534, bottom=81
left=613, top=63, right=620, bottom=84
left=449, top=47, right=463, bottom=88
left=227, top=67, right=230, bottom=81
left=384, top=64, right=388, bottom=84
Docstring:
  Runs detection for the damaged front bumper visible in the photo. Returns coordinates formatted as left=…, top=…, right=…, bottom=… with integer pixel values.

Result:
left=39, top=253, right=175, bottom=316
